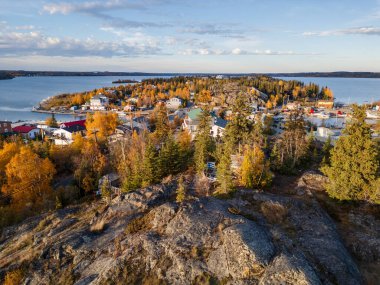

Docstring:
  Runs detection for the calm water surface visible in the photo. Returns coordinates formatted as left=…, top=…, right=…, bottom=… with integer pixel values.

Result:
left=0, top=76, right=167, bottom=122
left=1, top=76, right=379, bottom=122
left=279, top=77, right=380, bottom=104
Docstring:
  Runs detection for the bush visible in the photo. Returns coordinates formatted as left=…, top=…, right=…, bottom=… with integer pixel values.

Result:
left=4, top=269, right=24, bottom=285
left=260, top=201, right=288, bottom=224
left=90, top=219, right=106, bottom=233
left=125, top=213, right=153, bottom=234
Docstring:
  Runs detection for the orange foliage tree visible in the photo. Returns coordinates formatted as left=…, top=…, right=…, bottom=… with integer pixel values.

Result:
left=2, top=146, right=56, bottom=206
left=86, top=112, right=118, bottom=142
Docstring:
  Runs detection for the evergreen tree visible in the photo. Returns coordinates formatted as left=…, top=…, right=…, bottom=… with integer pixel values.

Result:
left=321, top=136, right=332, bottom=166
left=224, top=95, right=252, bottom=149
left=176, top=176, right=186, bottom=203
left=142, top=141, right=159, bottom=186
left=321, top=105, right=379, bottom=203
left=216, top=143, right=234, bottom=194
left=194, top=110, right=214, bottom=174
left=158, top=133, right=181, bottom=177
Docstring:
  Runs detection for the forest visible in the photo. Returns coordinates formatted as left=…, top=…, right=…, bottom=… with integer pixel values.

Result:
left=39, top=75, right=334, bottom=111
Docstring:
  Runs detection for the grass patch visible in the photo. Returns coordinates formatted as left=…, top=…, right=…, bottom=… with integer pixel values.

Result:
left=3, top=269, right=24, bottom=285
left=125, top=212, right=153, bottom=235
left=260, top=201, right=288, bottom=224
left=35, top=217, right=51, bottom=232
left=90, top=219, right=106, bottom=233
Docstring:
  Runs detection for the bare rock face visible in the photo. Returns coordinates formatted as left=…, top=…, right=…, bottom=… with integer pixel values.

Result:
left=295, top=171, right=329, bottom=195
left=0, top=182, right=365, bottom=285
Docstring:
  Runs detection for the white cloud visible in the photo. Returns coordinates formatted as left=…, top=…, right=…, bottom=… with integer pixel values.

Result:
left=303, top=26, right=380, bottom=36
left=178, top=48, right=309, bottom=56
left=42, top=0, right=145, bottom=15
left=0, top=28, right=163, bottom=57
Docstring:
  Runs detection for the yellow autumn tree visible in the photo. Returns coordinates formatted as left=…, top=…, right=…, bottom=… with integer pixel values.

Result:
left=2, top=146, right=56, bottom=206
left=86, top=112, right=118, bottom=142
left=73, top=139, right=107, bottom=193
left=0, top=142, right=21, bottom=187
left=197, top=90, right=212, bottom=103
left=240, top=145, right=272, bottom=189
left=266, top=100, right=273, bottom=110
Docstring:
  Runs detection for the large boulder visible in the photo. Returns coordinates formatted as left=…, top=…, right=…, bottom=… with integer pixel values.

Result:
left=0, top=183, right=366, bottom=285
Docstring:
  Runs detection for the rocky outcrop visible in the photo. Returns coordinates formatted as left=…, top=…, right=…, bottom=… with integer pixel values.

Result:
left=0, top=181, right=366, bottom=285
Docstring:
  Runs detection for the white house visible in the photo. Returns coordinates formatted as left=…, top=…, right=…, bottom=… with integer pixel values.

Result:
left=182, top=108, right=202, bottom=139
left=166, top=97, right=183, bottom=110
left=182, top=108, right=228, bottom=139
left=90, top=94, right=109, bottom=111
left=315, top=127, right=341, bottom=144
left=12, top=125, right=40, bottom=139
left=211, top=117, right=227, bottom=138
left=53, top=125, right=86, bottom=145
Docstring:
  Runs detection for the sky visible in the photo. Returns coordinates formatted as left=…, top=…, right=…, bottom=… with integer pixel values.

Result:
left=0, top=0, right=380, bottom=73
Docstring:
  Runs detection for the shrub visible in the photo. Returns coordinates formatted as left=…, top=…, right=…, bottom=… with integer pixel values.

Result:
left=125, top=213, right=153, bottom=234
left=4, top=269, right=24, bottom=285
left=260, top=201, right=288, bottom=224
left=90, top=219, right=106, bottom=233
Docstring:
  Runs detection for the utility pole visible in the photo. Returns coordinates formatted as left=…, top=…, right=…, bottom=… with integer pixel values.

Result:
left=91, top=129, right=99, bottom=144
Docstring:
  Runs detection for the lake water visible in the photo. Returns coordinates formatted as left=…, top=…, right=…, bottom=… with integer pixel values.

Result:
left=0, top=76, right=166, bottom=122
left=1, top=76, right=379, bottom=122
left=279, top=77, right=380, bottom=104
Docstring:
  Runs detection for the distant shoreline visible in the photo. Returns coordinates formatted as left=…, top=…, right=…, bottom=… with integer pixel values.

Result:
left=1, top=71, right=380, bottom=79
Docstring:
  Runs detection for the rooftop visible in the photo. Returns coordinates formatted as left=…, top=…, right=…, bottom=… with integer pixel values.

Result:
left=62, top=125, right=86, bottom=133
left=188, top=108, right=202, bottom=121
left=13, top=125, right=37, bottom=133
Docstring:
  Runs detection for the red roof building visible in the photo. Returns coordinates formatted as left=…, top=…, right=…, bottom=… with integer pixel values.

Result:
left=60, top=119, right=86, bottom=129
left=13, top=125, right=37, bottom=133
left=13, top=125, right=40, bottom=139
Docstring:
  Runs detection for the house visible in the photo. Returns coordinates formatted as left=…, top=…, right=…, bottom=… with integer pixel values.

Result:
left=13, top=125, right=39, bottom=139
left=286, top=102, right=300, bottom=110
left=315, top=127, right=341, bottom=144
left=123, top=105, right=136, bottom=112
left=59, top=119, right=86, bottom=129
left=166, top=97, right=183, bottom=110
left=81, top=102, right=90, bottom=110
left=124, top=116, right=149, bottom=130
left=182, top=108, right=228, bottom=139
left=0, top=121, right=12, bottom=134
left=211, top=117, right=228, bottom=138
left=182, top=108, right=203, bottom=138
left=115, top=125, right=141, bottom=135
left=90, top=94, right=109, bottom=110
left=53, top=125, right=86, bottom=145
left=317, top=100, right=334, bottom=109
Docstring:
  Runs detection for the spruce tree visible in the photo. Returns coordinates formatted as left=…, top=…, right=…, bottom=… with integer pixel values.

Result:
left=321, top=136, right=332, bottom=166
left=216, top=143, right=234, bottom=194
left=142, top=141, right=159, bottom=186
left=158, top=133, right=181, bottom=177
left=224, top=95, right=252, bottom=148
left=321, top=105, right=379, bottom=203
left=194, top=110, right=214, bottom=174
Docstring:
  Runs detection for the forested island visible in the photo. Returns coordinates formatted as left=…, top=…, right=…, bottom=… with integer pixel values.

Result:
left=112, top=79, right=139, bottom=84
left=0, top=71, right=15, bottom=80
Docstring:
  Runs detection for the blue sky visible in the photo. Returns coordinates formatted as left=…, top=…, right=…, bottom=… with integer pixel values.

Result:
left=0, top=0, right=380, bottom=72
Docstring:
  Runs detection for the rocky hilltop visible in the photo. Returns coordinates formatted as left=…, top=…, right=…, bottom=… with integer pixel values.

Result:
left=0, top=174, right=378, bottom=285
